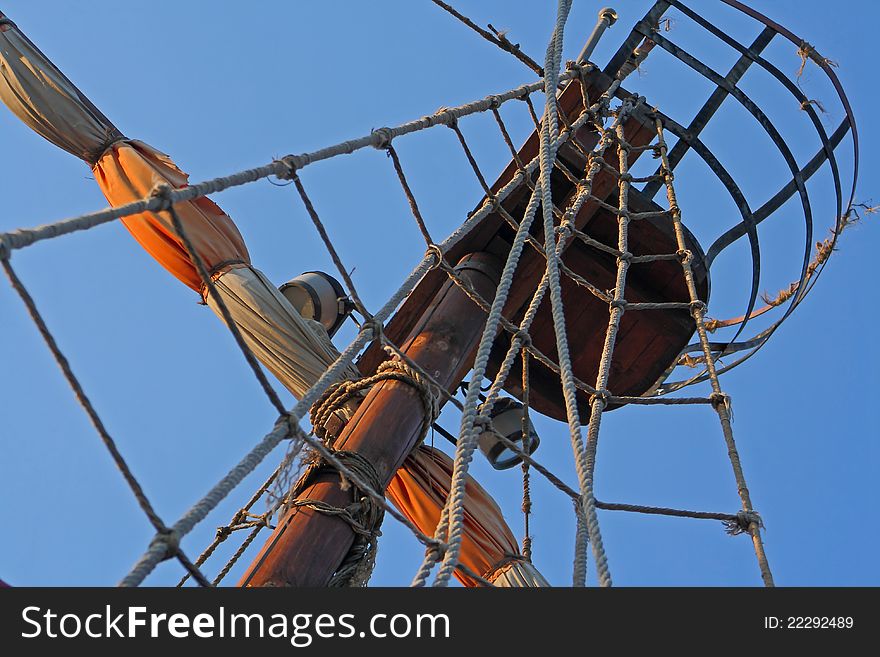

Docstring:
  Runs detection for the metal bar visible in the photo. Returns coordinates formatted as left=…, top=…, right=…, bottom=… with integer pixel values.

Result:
left=601, top=0, right=670, bottom=78
left=641, top=24, right=776, bottom=198
left=642, top=30, right=816, bottom=350
left=669, top=0, right=845, bottom=277
left=576, top=7, right=618, bottom=64
left=239, top=253, right=503, bottom=587
left=649, top=110, right=762, bottom=348
left=707, top=121, right=850, bottom=263
left=719, top=0, right=859, bottom=213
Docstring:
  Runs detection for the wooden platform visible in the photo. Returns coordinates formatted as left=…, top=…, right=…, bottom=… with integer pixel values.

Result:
left=358, top=67, right=709, bottom=422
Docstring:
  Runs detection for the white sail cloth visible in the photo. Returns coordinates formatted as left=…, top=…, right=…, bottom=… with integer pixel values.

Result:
left=490, top=560, right=551, bottom=587
left=1, top=12, right=548, bottom=587
left=208, top=266, right=549, bottom=587
left=0, top=19, right=122, bottom=162
left=206, top=265, right=360, bottom=403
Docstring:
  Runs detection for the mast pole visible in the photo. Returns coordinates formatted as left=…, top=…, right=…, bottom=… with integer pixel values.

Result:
left=239, top=252, right=502, bottom=586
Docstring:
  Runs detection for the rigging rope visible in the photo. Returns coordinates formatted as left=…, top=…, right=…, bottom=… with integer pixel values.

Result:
left=4, top=0, right=838, bottom=589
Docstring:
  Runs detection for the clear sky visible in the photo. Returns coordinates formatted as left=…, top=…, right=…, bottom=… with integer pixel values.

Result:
left=0, top=0, right=876, bottom=587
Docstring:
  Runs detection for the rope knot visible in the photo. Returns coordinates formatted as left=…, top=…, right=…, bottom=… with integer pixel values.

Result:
left=724, top=510, right=764, bottom=536
left=609, top=298, right=627, bottom=311
left=229, top=509, right=247, bottom=527
left=590, top=388, right=612, bottom=409
left=424, top=540, right=446, bottom=561
left=271, top=412, right=299, bottom=442
left=676, top=249, right=693, bottom=265
left=689, top=300, right=707, bottom=317
left=709, top=392, right=732, bottom=413
left=273, top=157, right=296, bottom=180
left=362, top=316, right=384, bottom=340
left=487, top=95, right=502, bottom=109
left=555, top=221, right=574, bottom=238
left=513, top=329, right=532, bottom=348
left=425, top=243, right=445, bottom=270
left=149, top=183, right=175, bottom=212
left=473, top=414, right=491, bottom=433
left=616, top=251, right=633, bottom=265
left=436, top=106, right=458, bottom=127
left=566, top=61, right=595, bottom=76
left=796, top=40, right=837, bottom=78
left=278, top=154, right=308, bottom=178
left=371, top=127, right=394, bottom=150
left=149, top=529, right=180, bottom=562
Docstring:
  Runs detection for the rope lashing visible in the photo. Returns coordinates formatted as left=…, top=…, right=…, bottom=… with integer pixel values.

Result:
left=3, top=0, right=836, bottom=589
left=370, top=127, right=394, bottom=150
left=294, top=356, right=440, bottom=586
left=285, top=450, right=385, bottom=587
left=513, top=329, right=532, bottom=348
left=709, top=392, right=732, bottom=415
left=795, top=41, right=838, bottom=78
left=87, top=135, right=128, bottom=168
left=309, top=357, right=440, bottom=444
left=724, top=511, right=765, bottom=536
left=676, top=248, right=693, bottom=264
left=481, top=554, right=529, bottom=583
left=148, top=529, right=181, bottom=562
left=425, top=244, right=445, bottom=270
left=589, top=388, right=612, bottom=411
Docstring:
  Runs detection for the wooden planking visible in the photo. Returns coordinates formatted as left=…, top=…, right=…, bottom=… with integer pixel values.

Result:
left=357, top=67, right=709, bottom=423
left=357, top=67, right=629, bottom=377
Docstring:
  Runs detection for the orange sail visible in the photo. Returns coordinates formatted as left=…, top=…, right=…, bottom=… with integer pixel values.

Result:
left=389, top=447, right=547, bottom=586
left=0, top=11, right=544, bottom=587
left=94, top=140, right=250, bottom=292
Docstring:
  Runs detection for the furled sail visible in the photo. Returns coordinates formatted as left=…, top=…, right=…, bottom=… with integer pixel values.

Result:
left=0, top=12, right=545, bottom=587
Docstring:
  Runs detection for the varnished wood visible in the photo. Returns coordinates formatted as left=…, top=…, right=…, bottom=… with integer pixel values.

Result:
left=239, top=253, right=503, bottom=587
left=358, top=67, right=709, bottom=422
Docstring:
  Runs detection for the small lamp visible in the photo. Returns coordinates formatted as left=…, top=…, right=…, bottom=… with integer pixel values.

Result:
left=279, top=271, right=353, bottom=337
left=479, top=398, right=540, bottom=470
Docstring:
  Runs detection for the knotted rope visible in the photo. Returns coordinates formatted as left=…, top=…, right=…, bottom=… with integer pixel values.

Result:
left=277, top=356, right=440, bottom=586
left=285, top=450, right=385, bottom=587
left=309, top=357, right=440, bottom=445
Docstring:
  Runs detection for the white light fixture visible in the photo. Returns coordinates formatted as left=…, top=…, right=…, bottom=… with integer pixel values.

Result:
left=279, top=271, right=352, bottom=337
left=479, top=398, right=540, bottom=470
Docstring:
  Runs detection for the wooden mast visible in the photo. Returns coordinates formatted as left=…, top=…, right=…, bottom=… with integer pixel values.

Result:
left=240, top=26, right=709, bottom=587
left=239, top=253, right=502, bottom=586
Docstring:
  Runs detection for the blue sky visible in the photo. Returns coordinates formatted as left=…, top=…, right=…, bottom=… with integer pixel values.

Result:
left=0, top=0, right=876, bottom=587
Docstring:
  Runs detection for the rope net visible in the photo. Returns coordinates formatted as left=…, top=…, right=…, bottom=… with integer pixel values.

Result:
left=0, top=0, right=859, bottom=587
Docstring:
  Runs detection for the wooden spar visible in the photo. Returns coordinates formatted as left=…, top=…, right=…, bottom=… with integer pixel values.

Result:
left=359, top=67, right=709, bottom=422
left=240, top=58, right=706, bottom=589
left=239, top=252, right=503, bottom=586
